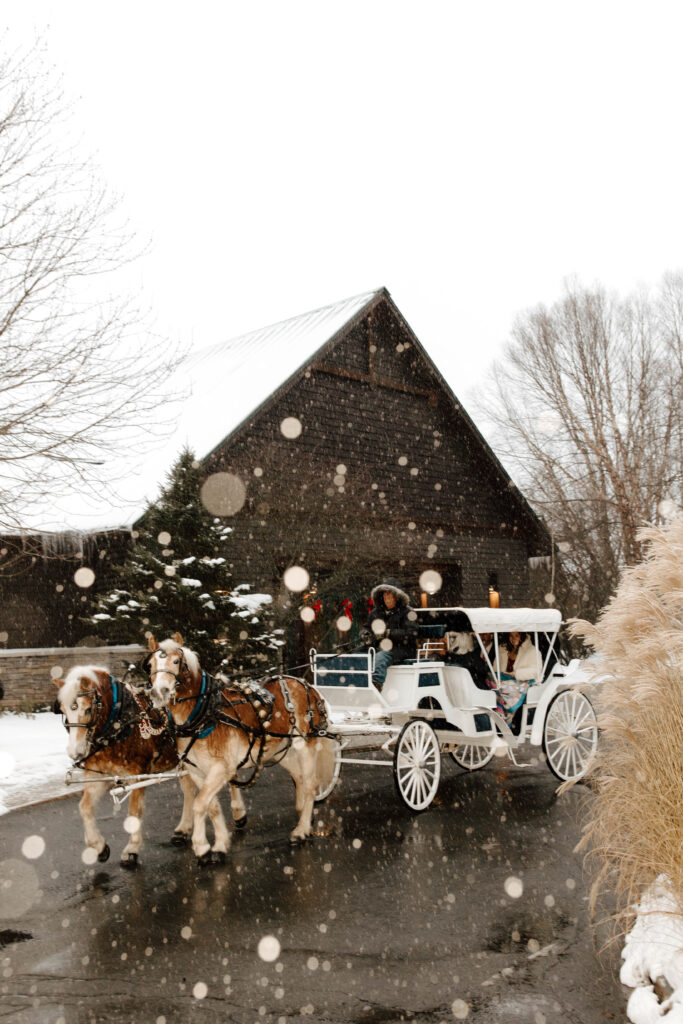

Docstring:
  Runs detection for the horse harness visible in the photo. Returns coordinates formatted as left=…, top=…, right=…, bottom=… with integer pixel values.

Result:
left=54, top=675, right=177, bottom=772
left=165, top=669, right=329, bottom=789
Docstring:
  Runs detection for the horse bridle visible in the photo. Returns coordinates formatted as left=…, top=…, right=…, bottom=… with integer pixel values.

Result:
left=53, top=688, right=102, bottom=735
left=141, top=647, right=190, bottom=697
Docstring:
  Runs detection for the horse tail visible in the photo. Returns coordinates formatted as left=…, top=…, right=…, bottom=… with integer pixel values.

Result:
left=315, top=736, right=337, bottom=794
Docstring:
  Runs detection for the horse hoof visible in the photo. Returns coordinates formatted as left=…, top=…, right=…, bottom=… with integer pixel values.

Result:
left=212, top=850, right=227, bottom=864
left=196, top=851, right=212, bottom=868
left=234, top=815, right=247, bottom=830
left=121, top=852, right=138, bottom=869
left=97, top=844, right=110, bottom=863
left=289, top=835, right=305, bottom=847
left=171, top=831, right=189, bottom=847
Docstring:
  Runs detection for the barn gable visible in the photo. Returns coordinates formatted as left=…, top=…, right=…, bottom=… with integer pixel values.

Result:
left=197, top=289, right=550, bottom=650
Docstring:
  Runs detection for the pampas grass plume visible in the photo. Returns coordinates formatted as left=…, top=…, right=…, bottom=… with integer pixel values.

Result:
left=569, top=517, right=683, bottom=939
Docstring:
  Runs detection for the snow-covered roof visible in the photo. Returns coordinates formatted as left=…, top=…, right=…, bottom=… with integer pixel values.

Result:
left=178, top=288, right=381, bottom=462
left=14, top=289, right=382, bottom=534
left=416, top=607, right=563, bottom=633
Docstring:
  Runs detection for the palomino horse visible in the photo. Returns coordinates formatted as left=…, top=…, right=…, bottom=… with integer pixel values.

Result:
left=145, top=634, right=336, bottom=862
left=53, top=665, right=201, bottom=867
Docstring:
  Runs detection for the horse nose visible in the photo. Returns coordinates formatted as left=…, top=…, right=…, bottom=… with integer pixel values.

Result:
left=69, top=737, right=86, bottom=759
left=152, top=683, right=171, bottom=705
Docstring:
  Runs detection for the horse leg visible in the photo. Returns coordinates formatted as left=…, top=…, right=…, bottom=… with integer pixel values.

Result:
left=282, top=738, right=318, bottom=844
left=174, top=773, right=225, bottom=854
left=172, top=774, right=197, bottom=846
left=192, top=762, right=231, bottom=862
left=121, top=787, right=145, bottom=868
left=208, top=797, right=231, bottom=862
left=79, top=780, right=110, bottom=862
left=229, top=784, right=247, bottom=829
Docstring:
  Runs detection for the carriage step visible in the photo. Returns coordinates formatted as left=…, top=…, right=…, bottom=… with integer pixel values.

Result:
left=507, top=748, right=532, bottom=768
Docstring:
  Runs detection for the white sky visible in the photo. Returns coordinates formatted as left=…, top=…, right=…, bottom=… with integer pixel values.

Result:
left=8, top=1, right=683, bottom=384
left=4, top=1, right=683, bottom=527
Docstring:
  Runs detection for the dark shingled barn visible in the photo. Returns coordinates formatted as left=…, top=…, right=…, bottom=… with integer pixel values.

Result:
left=191, top=288, right=551, bottom=660
left=1, top=288, right=552, bottom=660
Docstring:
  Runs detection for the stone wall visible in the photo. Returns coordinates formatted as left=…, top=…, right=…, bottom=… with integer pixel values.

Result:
left=0, top=645, right=146, bottom=712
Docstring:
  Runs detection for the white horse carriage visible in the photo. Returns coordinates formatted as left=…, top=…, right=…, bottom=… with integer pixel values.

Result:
left=312, top=606, right=599, bottom=812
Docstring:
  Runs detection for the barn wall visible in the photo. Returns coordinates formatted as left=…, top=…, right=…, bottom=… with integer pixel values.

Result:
left=0, top=644, right=146, bottom=712
left=0, top=530, right=131, bottom=649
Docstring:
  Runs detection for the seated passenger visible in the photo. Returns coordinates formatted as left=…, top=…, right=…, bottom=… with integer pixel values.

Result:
left=361, top=577, right=417, bottom=691
left=444, top=631, right=494, bottom=690
left=492, top=630, right=540, bottom=721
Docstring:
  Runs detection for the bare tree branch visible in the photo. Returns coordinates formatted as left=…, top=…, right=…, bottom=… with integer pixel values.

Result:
left=0, top=36, right=185, bottom=539
left=477, top=277, right=683, bottom=620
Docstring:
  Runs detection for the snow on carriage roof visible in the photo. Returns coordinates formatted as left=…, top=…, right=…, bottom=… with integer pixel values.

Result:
left=417, top=607, right=563, bottom=633
left=15, top=289, right=382, bottom=534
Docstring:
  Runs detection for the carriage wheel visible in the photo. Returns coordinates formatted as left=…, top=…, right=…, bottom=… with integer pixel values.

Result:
left=393, top=720, right=441, bottom=812
left=542, top=689, right=598, bottom=782
left=450, top=743, right=495, bottom=772
left=314, top=742, right=342, bottom=803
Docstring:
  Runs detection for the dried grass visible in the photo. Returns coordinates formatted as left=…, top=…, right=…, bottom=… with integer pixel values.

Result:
left=569, top=517, right=683, bottom=943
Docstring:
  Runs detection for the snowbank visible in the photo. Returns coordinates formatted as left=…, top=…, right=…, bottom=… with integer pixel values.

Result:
left=0, top=711, right=75, bottom=814
left=622, top=876, right=683, bottom=1022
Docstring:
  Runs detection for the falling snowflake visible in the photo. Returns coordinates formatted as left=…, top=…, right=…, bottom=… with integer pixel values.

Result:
left=284, top=566, right=309, bottom=592
left=280, top=417, right=302, bottom=439
left=200, top=473, right=247, bottom=516
left=419, top=570, right=442, bottom=594
left=258, top=935, right=281, bottom=962
left=21, top=835, right=45, bottom=859
left=504, top=876, right=523, bottom=898
left=451, top=998, right=469, bottom=1019
left=74, top=567, right=95, bottom=588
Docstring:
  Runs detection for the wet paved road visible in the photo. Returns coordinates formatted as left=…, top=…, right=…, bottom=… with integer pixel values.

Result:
left=1, top=753, right=625, bottom=1023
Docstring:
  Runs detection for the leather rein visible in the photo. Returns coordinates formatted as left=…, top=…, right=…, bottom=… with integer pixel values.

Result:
left=148, top=655, right=328, bottom=789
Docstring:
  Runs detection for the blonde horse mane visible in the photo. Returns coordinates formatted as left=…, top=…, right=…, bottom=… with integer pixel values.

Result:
left=158, top=637, right=201, bottom=678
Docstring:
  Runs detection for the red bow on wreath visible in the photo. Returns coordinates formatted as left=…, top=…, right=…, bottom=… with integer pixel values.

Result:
left=341, top=598, right=353, bottom=620
left=366, top=597, right=374, bottom=615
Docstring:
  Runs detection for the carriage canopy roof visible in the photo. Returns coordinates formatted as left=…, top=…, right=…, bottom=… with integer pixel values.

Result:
left=416, top=607, right=563, bottom=634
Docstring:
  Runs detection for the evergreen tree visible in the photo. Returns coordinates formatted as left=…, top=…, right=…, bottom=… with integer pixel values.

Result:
left=87, top=448, right=281, bottom=673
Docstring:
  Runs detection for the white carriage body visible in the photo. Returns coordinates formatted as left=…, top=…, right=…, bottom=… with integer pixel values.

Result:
left=314, top=606, right=588, bottom=742
left=311, top=606, right=599, bottom=807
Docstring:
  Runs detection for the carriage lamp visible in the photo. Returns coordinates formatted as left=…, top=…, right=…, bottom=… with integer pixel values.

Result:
left=488, top=586, right=500, bottom=608
left=420, top=592, right=428, bottom=608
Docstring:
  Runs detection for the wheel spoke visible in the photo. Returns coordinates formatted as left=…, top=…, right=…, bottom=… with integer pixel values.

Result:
left=451, top=740, right=494, bottom=772
left=394, top=721, right=441, bottom=810
left=544, top=691, right=597, bottom=781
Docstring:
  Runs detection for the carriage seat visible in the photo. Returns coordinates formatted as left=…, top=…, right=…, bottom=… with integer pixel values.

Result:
left=416, top=623, right=448, bottom=660
left=443, top=666, right=497, bottom=709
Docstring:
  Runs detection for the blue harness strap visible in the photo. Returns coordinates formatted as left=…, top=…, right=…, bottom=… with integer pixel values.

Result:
left=101, top=675, right=133, bottom=741
left=183, top=671, right=217, bottom=739
left=101, top=675, right=120, bottom=734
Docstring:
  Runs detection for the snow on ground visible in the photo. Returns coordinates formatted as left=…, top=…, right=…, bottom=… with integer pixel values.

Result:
left=0, top=711, right=77, bottom=814
left=622, top=877, right=683, bottom=1022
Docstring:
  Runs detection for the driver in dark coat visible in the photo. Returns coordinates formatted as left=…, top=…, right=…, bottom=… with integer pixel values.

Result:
left=364, top=577, right=417, bottom=690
